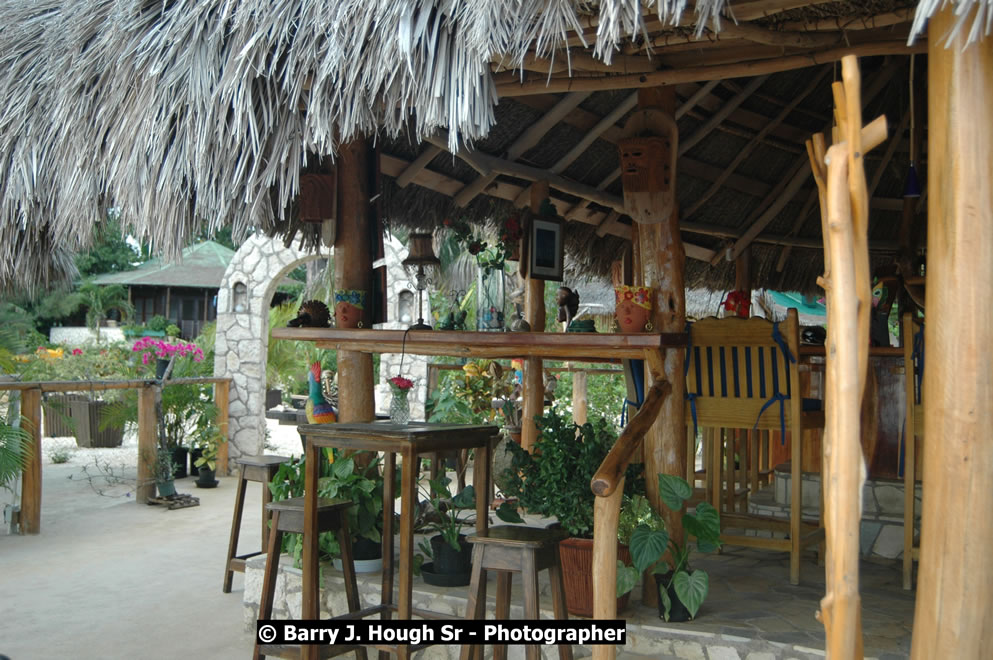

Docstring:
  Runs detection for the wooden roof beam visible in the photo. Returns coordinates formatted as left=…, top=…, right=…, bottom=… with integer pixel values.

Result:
left=679, top=75, right=768, bottom=155
left=683, top=66, right=830, bottom=220
left=453, top=91, right=591, bottom=207
left=495, top=41, right=924, bottom=96
left=426, top=132, right=626, bottom=214
left=396, top=146, right=442, bottom=188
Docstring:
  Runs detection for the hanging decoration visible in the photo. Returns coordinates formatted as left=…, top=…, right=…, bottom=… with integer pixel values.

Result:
left=618, top=110, right=679, bottom=224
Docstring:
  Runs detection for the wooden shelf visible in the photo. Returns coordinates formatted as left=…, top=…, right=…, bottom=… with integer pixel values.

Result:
left=271, top=327, right=686, bottom=360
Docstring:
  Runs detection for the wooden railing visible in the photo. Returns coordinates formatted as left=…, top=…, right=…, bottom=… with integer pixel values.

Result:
left=0, top=377, right=232, bottom=534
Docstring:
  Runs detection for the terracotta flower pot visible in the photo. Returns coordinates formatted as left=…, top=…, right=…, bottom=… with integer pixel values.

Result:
left=614, top=286, right=654, bottom=333
left=557, top=536, right=631, bottom=617
left=334, top=289, right=367, bottom=328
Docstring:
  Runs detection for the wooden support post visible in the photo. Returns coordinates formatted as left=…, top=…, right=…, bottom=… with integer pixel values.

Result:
left=591, top=480, right=623, bottom=660
left=19, top=389, right=42, bottom=534
left=912, top=12, right=993, bottom=658
left=521, top=182, right=549, bottom=452
left=215, top=380, right=230, bottom=475
left=634, top=89, right=687, bottom=555
left=136, top=384, right=157, bottom=504
left=734, top=249, right=752, bottom=503
left=572, top=368, right=588, bottom=426
left=335, top=139, right=375, bottom=426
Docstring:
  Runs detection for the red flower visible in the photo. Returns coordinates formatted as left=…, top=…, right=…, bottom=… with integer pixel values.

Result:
left=71, top=348, right=83, bottom=356
left=389, top=376, right=415, bottom=391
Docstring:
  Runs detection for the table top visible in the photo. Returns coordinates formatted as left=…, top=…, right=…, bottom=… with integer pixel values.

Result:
left=298, top=421, right=500, bottom=453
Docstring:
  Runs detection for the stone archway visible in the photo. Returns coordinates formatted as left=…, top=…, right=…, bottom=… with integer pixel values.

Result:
left=214, top=233, right=324, bottom=465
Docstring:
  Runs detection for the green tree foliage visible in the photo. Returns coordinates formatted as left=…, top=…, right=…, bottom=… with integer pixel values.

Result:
left=74, top=216, right=145, bottom=277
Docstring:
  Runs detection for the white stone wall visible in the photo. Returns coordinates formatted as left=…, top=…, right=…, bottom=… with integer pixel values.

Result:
left=213, top=233, right=323, bottom=466
left=49, top=327, right=125, bottom=345
left=374, top=236, right=431, bottom=422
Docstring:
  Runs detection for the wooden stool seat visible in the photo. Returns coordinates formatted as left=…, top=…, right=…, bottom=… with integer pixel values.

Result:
left=461, top=526, right=572, bottom=660
left=255, top=498, right=367, bottom=660
left=222, top=454, right=291, bottom=593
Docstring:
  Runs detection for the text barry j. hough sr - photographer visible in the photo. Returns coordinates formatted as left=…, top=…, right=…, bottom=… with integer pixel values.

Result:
left=258, top=620, right=627, bottom=646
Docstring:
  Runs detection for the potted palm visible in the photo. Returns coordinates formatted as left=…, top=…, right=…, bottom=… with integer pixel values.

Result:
left=497, top=410, right=644, bottom=616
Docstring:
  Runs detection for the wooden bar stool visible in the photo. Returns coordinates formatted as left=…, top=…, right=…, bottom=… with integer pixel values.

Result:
left=222, top=455, right=290, bottom=593
left=254, top=497, right=367, bottom=660
left=460, top=526, right=572, bottom=660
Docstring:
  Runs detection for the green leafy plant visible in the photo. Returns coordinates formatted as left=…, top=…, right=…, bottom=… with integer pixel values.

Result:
left=192, top=422, right=225, bottom=472
left=268, top=452, right=386, bottom=565
left=152, top=446, right=178, bottom=484
left=617, top=494, right=665, bottom=546
left=616, top=474, right=721, bottom=621
left=497, top=409, right=643, bottom=537
left=421, top=475, right=475, bottom=551
left=49, top=442, right=75, bottom=464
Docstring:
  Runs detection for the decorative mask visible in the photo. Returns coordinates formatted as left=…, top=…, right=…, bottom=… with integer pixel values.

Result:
left=614, top=286, right=654, bottom=333
left=334, top=289, right=366, bottom=329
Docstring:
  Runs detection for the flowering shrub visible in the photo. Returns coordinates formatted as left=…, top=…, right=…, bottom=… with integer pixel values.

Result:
left=131, top=336, right=204, bottom=365
left=388, top=376, right=414, bottom=392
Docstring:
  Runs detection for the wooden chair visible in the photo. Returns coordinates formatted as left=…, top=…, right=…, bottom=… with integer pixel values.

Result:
left=903, top=312, right=924, bottom=590
left=685, top=308, right=825, bottom=585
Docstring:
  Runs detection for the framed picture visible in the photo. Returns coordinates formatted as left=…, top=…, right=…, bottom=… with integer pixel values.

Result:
left=529, top=216, right=564, bottom=281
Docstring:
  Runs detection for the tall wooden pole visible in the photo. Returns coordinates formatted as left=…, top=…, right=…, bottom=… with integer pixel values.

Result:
left=136, top=384, right=157, bottom=504
left=521, top=182, right=549, bottom=452
left=572, top=368, right=588, bottom=426
left=335, top=139, right=375, bottom=425
left=912, top=11, right=993, bottom=658
left=734, top=249, right=753, bottom=500
left=19, top=389, right=42, bottom=534
left=635, top=88, right=687, bottom=554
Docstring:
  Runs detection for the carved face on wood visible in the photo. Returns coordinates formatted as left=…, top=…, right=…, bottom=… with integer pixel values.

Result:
left=618, top=137, right=672, bottom=193
left=334, top=289, right=366, bottom=328
left=614, top=286, right=653, bottom=333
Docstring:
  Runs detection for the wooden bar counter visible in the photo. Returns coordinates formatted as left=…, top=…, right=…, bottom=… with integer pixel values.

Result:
left=296, top=422, right=499, bottom=660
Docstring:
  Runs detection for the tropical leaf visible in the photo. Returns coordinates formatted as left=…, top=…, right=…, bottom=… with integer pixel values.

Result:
left=658, top=473, right=693, bottom=510
left=494, top=500, right=523, bottom=524
left=629, top=524, right=669, bottom=574
left=616, top=561, right=639, bottom=597
left=332, top=456, right=356, bottom=480
left=451, top=484, right=475, bottom=509
left=673, top=570, right=709, bottom=620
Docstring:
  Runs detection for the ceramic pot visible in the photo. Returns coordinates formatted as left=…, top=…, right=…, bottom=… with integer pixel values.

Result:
left=430, top=534, right=472, bottom=576
left=334, top=289, right=367, bottom=328
left=614, top=286, right=654, bottom=333
left=156, top=479, right=177, bottom=498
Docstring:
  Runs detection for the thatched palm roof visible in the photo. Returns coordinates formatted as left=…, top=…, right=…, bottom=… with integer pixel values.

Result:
left=0, top=0, right=988, bottom=291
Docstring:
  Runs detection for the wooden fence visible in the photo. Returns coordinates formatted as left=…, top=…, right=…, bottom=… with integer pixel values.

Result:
left=0, top=377, right=231, bottom=534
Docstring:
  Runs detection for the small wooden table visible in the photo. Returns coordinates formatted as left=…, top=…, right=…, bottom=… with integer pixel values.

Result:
left=298, top=422, right=500, bottom=660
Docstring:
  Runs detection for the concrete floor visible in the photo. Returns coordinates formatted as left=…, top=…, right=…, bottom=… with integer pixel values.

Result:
left=0, top=463, right=260, bottom=660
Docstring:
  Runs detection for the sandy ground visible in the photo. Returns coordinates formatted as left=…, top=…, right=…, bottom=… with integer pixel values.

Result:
left=0, top=419, right=306, bottom=660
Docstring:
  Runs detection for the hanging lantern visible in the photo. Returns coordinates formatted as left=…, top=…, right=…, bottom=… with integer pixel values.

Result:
left=903, top=162, right=922, bottom=198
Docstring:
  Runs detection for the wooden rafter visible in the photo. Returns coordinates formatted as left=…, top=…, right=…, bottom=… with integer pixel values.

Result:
left=868, top=108, right=911, bottom=198
left=395, top=146, right=442, bottom=188
left=683, top=66, right=830, bottom=220
left=727, top=58, right=905, bottom=263
left=679, top=75, right=768, bottom=156
left=454, top=91, right=591, bottom=207
left=496, top=41, right=923, bottom=97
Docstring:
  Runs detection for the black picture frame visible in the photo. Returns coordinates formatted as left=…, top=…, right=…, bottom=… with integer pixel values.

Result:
left=529, top=216, right=564, bottom=281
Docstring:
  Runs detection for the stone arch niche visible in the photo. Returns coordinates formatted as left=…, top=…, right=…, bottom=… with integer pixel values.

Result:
left=213, top=233, right=325, bottom=467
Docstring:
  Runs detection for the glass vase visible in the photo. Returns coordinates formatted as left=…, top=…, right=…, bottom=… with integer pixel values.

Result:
left=476, top=267, right=506, bottom=331
left=389, top=389, right=410, bottom=425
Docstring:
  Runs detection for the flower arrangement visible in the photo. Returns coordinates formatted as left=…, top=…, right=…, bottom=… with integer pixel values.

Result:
left=389, top=375, right=414, bottom=392
left=444, top=214, right=524, bottom=270
left=131, top=336, right=204, bottom=365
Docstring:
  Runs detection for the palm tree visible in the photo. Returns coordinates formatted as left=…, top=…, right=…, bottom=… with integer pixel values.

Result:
left=78, top=282, right=134, bottom=342
left=0, top=328, right=33, bottom=493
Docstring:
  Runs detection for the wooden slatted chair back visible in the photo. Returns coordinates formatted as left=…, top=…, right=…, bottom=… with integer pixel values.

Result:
left=686, top=308, right=803, bottom=431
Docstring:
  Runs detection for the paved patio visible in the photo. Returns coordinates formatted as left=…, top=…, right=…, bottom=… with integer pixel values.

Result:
left=0, top=422, right=914, bottom=659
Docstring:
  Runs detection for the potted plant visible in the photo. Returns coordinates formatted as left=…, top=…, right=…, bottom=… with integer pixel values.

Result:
left=153, top=446, right=178, bottom=497
left=616, top=474, right=721, bottom=622
left=319, top=454, right=386, bottom=573
left=192, top=423, right=224, bottom=488
left=415, top=474, right=476, bottom=586
left=497, top=410, right=644, bottom=616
